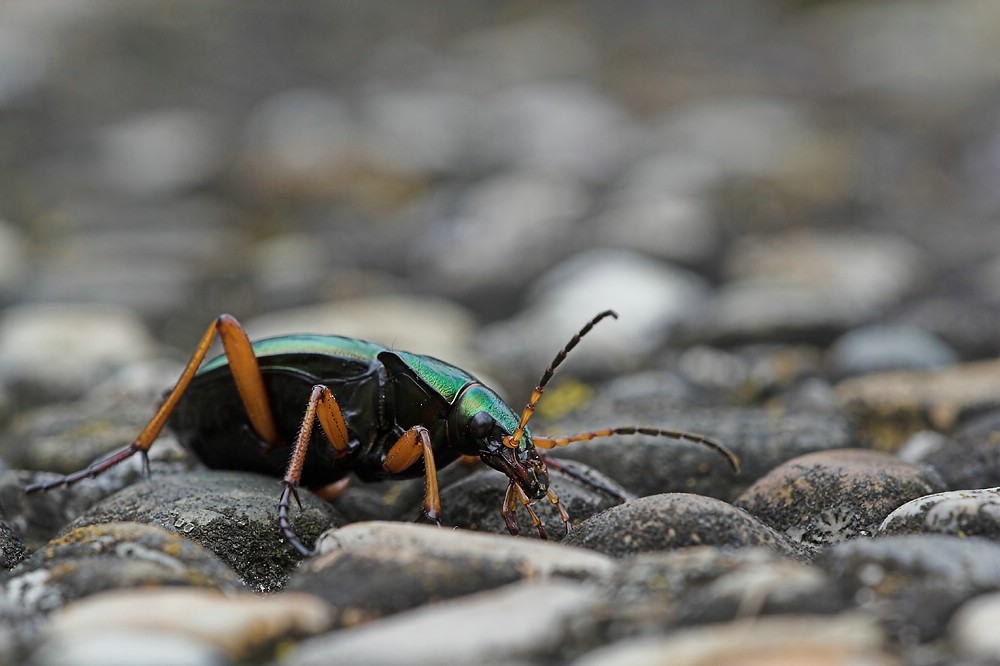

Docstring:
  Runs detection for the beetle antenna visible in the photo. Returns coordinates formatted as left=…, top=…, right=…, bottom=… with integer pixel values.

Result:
left=505, top=310, right=618, bottom=449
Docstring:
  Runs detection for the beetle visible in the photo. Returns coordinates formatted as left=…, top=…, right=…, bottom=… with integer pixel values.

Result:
left=25, top=309, right=739, bottom=555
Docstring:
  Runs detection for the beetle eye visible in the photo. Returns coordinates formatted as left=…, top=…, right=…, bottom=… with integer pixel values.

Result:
left=468, top=411, right=495, bottom=438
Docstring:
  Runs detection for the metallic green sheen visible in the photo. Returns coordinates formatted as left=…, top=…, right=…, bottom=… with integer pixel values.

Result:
left=198, top=334, right=386, bottom=374
left=392, top=350, right=476, bottom=404
left=457, top=384, right=530, bottom=449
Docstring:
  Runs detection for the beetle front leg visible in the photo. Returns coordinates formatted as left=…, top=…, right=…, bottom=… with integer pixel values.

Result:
left=382, top=426, right=441, bottom=525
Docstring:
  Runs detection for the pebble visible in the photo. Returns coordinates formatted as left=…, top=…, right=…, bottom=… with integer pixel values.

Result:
left=735, top=449, right=942, bottom=550
left=0, top=519, right=26, bottom=571
left=562, top=493, right=805, bottom=560
left=2, top=522, right=243, bottom=616
left=571, top=613, right=893, bottom=666
left=0, top=219, right=28, bottom=296
left=909, top=409, right=1000, bottom=490
left=43, top=587, right=332, bottom=662
left=826, top=324, right=958, bottom=377
left=64, top=470, right=345, bottom=591
left=819, top=534, right=1000, bottom=643
left=284, top=580, right=601, bottom=666
left=950, top=591, right=1000, bottom=662
left=477, top=249, right=711, bottom=383
left=879, top=487, right=1000, bottom=539
left=835, top=359, right=1000, bottom=450
left=291, top=521, right=614, bottom=626
left=31, top=629, right=228, bottom=666
left=0, top=303, right=157, bottom=403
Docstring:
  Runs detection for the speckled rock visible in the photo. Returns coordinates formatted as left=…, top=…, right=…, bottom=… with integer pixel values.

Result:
left=819, top=534, right=1000, bottom=643
left=0, top=519, right=26, bottom=571
left=43, top=588, right=332, bottom=663
left=65, top=470, right=345, bottom=591
left=2, top=522, right=243, bottom=617
left=439, top=461, right=629, bottom=538
left=835, top=359, right=1000, bottom=450
left=879, top=487, right=1000, bottom=539
left=290, top=521, right=614, bottom=626
left=285, top=580, right=602, bottom=666
left=562, top=493, right=805, bottom=560
left=735, top=449, right=943, bottom=550
left=571, top=613, right=893, bottom=666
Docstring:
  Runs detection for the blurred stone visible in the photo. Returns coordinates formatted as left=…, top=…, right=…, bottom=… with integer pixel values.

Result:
left=735, top=449, right=942, bottom=550
left=836, top=359, right=1000, bottom=450
left=95, top=109, right=223, bottom=198
left=951, top=592, right=1000, bottom=662
left=478, top=249, right=711, bottom=382
left=31, top=629, right=228, bottom=666
left=915, top=410, right=1000, bottom=490
left=44, top=588, right=331, bottom=661
left=0, top=220, right=28, bottom=296
left=827, top=324, right=958, bottom=377
left=0, top=304, right=156, bottom=402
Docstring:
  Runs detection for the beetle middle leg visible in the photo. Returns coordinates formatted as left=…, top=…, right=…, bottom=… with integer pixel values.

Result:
left=382, top=425, right=442, bottom=526
left=26, top=314, right=280, bottom=494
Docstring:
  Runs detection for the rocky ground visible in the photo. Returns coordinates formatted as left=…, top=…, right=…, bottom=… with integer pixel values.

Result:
left=2, top=1, right=1000, bottom=664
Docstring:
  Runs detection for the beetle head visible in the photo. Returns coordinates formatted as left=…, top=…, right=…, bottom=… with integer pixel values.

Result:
left=453, top=386, right=549, bottom=500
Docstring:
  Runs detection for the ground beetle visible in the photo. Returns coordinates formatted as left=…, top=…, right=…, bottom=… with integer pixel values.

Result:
left=26, top=310, right=739, bottom=555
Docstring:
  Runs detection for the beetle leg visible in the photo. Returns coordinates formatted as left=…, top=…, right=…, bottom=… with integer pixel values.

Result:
left=512, top=483, right=548, bottom=540
left=532, top=427, right=740, bottom=474
left=383, top=426, right=441, bottom=525
left=501, top=482, right=521, bottom=536
left=26, top=314, right=279, bottom=494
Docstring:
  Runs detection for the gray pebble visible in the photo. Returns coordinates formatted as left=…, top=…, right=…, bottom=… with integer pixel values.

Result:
left=562, top=493, right=805, bottom=560
left=735, top=449, right=942, bottom=550
left=2, top=522, right=242, bottom=617
left=64, top=470, right=344, bottom=591
left=31, top=629, right=229, bottom=666
left=915, top=410, right=1000, bottom=490
left=293, top=522, right=614, bottom=626
left=819, top=534, right=1000, bottom=643
left=285, top=580, right=601, bottom=666
left=827, top=324, right=958, bottom=377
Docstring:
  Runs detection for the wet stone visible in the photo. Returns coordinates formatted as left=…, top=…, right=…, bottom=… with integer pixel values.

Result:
left=819, top=534, right=1000, bottom=644
left=285, top=580, right=602, bottom=666
left=65, top=470, right=345, bottom=591
left=438, top=461, right=628, bottom=538
left=835, top=359, right=1000, bottom=450
left=735, top=449, right=943, bottom=551
left=562, top=493, right=806, bottom=560
left=43, top=587, right=332, bottom=663
left=291, top=522, right=614, bottom=627
left=1, top=522, right=243, bottom=617
left=879, top=488, right=1000, bottom=540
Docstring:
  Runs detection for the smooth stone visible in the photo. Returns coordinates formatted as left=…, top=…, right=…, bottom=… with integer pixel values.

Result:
left=438, top=462, right=629, bottom=539
left=571, top=613, right=891, bottom=666
left=827, top=324, right=958, bottom=377
left=735, top=449, right=942, bottom=549
left=0, top=304, right=157, bottom=401
left=478, top=249, right=711, bottom=382
left=2, top=522, right=243, bottom=615
left=950, top=591, right=1000, bottom=662
left=31, top=629, right=228, bottom=666
left=879, top=488, right=1000, bottom=539
left=835, top=359, right=1000, bottom=450
left=95, top=109, right=223, bottom=198
left=562, top=493, right=805, bottom=560
left=819, top=534, right=1000, bottom=643
left=911, top=410, right=1000, bottom=490
left=295, top=522, right=614, bottom=625
left=65, top=470, right=345, bottom=591
left=45, top=587, right=331, bottom=660
left=285, top=580, right=601, bottom=666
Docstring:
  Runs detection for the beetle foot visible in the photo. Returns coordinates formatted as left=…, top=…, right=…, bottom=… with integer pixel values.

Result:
left=277, top=481, right=312, bottom=557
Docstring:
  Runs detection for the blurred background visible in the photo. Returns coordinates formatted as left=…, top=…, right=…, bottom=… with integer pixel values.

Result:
left=1, top=0, right=999, bottom=408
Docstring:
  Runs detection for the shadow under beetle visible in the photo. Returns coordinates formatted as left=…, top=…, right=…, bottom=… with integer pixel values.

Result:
left=26, top=309, right=739, bottom=555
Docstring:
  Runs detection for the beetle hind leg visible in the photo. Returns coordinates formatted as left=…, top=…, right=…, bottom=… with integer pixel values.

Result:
left=382, top=425, right=442, bottom=526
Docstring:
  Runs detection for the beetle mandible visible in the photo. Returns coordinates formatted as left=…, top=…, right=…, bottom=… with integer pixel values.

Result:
left=25, top=309, right=739, bottom=555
